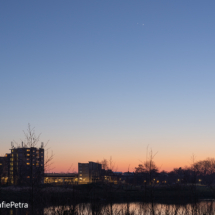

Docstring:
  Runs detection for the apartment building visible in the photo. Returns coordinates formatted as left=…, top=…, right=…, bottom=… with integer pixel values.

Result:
left=78, top=161, right=102, bottom=183
left=0, top=155, right=10, bottom=184
left=9, top=143, right=44, bottom=185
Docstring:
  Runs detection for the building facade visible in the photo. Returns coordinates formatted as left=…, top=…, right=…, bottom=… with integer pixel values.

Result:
left=0, top=155, right=10, bottom=184
left=44, top=173, right=78, bottom=184
left=78, top=161, right=102, bottom=183
left=9, top=144, right=44, bottom=185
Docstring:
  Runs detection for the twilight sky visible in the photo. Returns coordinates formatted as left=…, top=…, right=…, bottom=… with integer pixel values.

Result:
left=1, top=1, right=215, bottom=173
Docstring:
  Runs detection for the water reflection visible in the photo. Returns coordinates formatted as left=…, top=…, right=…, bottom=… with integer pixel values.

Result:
left=3, top=201, right=215, bottom=215
left=44, top=201, right=215, bottom=215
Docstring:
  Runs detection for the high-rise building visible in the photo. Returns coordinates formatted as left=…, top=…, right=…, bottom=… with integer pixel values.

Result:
left=9, top=144, right=44, bottom=185
left=78, top=161, right=102, bottom=183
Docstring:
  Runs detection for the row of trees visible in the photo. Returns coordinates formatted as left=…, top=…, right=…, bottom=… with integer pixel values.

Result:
left=97, top=150, right=215, bottom=186
left=133, top=156, right=215, bottom=185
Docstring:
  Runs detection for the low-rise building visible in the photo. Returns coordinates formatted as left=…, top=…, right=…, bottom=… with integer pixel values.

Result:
left=44, top=173, right=78, bottom=184
left=78, top=161, right=102, bottom=183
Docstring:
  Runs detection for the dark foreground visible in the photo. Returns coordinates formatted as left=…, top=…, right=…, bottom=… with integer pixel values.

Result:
left=1, top=183, right=215, bottom=214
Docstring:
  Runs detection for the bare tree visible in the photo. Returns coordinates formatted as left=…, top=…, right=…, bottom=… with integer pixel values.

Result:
left=134, top=147, right=158, bottom=215
left=22, top=124, right=41, bottom=147
left=135, top=164, right=145, bottom=173
left=109, top=156, right=116, bottom=171
left=12, top=124, right=54, bottom=214
left=22, top=124, right=54, bottom=173
left=136, top=147, right=158, bottom=184
left=100, top=159, right=108, bottom=170
left=44, top=145, right=54, bottom=173
left=100, top=157, right=116, bottom=171
left=145, top=148, right=158, bottom=179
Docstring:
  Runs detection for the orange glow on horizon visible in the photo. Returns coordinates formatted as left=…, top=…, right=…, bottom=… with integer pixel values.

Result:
left=48, top=159, right=191, bottom=174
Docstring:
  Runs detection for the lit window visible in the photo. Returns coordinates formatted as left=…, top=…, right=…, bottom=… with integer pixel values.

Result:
left=26, top=149, right=30, bottom=152
left=26, top=163, right=30, bottom=165
left=27, top=176, right=30, bottom=178
left=0, top=163, right=2, bottom=165
left=27, top=154, right=30, bottom=156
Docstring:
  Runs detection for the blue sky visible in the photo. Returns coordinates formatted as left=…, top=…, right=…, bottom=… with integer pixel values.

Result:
left=1, top=1, right=215, bottom=172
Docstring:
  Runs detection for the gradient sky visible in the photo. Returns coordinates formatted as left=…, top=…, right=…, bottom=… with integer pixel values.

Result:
left=1, top=1, right=215, bottom=173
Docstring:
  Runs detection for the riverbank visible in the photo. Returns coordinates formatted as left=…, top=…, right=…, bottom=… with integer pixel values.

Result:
left=0, top=183, right=215, bottom=205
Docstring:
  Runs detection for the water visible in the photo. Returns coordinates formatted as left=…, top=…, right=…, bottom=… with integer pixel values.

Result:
left=44, top=201, right=215, bottom=215
left=4, top=201, right=215, bottom=215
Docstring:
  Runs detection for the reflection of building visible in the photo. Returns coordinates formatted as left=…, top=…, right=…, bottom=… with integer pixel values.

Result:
left=44, top=173, right=78, bottom=184
left=78, top=162, right=102, bottom=183
left=9, top=144, right=44, bottom=185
